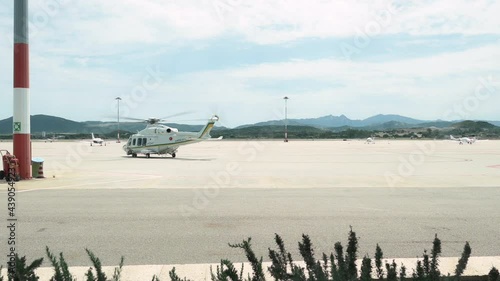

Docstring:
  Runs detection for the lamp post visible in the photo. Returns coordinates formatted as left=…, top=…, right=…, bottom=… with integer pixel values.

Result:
left=115, top=97, right=122, bottom=143
left=284, top=96, right=289, bottom=142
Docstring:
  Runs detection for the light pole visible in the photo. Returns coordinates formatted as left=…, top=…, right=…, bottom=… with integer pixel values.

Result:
left=115, top=97, right=122, bottom=143
left=284, top=96, right=289, bottom=142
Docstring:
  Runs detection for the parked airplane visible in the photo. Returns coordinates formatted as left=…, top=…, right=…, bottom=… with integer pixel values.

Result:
left=44, top=134, right=64, bottom=143
left=91, top=133, right=105, bottom=146
left=450, top=135, right=476, bottom=145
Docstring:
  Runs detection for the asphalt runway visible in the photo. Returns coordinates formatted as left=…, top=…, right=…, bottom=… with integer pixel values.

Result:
left=0, top=139, right=499, bottom=267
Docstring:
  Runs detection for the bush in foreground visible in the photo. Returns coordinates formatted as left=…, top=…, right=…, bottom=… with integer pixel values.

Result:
left=6, top=228, right=499, bottom=281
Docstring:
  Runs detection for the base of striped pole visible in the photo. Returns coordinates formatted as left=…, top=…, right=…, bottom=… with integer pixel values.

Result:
left=13, top=133, right=31, bottom=179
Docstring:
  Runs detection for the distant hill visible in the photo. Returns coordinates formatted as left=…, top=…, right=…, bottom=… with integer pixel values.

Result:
left=211, top=125, right=378, bottom=139
left=236, top=119, right=303, bottom=128
left=294, top=114, right=357, bottom=127
left=409, top=121, right=455, bottom=129
left=212, top=125, right=340, bottom=139
left=452, top=120, right=497, bottom=130
left=0, top=115, right=86, bottom=134
left=369, top=120, right=497, bottom=131
left=359, top=121, right=416, bottom=131
left=239, top=114, right=500, bottom=131
left=238, top=114, right=429, bottom=129
left=362, top=114, right=425, bottom=125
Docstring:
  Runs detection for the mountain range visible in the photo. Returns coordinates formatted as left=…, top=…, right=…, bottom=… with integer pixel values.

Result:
left=237, top=114, right=500, bottom=129
left=0, top=114, right=498, bottom=134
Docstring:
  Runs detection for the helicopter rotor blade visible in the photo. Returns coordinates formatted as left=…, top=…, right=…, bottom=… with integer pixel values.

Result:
left=171, top=118, right=211, bottom=122
left=158, top=111, right=195, bottom=121
left=120, top=116, right=149, bottom=122
left=104, top=111, right=196, bottom=124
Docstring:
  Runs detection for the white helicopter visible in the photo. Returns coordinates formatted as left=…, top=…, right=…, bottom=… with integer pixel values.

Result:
left=122, top=115, right=221, bottom=158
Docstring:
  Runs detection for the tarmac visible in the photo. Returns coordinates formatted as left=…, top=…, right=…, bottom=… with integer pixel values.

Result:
left=0, top=139, right=499, bottom=279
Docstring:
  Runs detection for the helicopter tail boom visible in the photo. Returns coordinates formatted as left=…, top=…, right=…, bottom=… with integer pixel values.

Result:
left=198, top=115, right=219, bottom=139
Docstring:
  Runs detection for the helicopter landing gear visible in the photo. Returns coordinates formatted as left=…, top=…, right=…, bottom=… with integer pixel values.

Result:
left=132, top=153, right=137, bottom=158
left=146, top=153, right=150, bottom=158
left=171, top=153, right=176, bottom=158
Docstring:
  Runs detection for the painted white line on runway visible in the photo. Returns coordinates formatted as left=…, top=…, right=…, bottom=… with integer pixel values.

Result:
left=1, top=256, right=499, bottom=280
left=16, top=176, right=164, bottom=193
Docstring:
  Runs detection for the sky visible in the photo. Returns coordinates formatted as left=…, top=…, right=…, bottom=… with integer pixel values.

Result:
left=0, top=0, right=499, bottom=128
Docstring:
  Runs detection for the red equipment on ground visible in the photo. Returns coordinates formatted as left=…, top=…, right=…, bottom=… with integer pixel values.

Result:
left=0, top=150, right=21, bottom=181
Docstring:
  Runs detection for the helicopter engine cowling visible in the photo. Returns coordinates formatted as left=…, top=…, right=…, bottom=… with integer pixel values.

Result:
left=165, top=128, right=178, bottom=133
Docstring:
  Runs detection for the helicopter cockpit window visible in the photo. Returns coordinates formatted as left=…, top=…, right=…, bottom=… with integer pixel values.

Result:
left=128, top=139, right=131, bottom=146
left=132, top=139, right=136, bottom=146
left=137, top=138, right=142, bottom=146
left=142, top=138, right=147, bottom=146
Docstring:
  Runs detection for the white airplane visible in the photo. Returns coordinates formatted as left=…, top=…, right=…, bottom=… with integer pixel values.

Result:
left=91, top=133, right=105, bottom=146
left=122, top=115, right=221, bottom=158
left=45, top=134, right=64, bottom=143
left=365, top=136, right=375, bottom=144
left=450, top=135, right=476, bottom=145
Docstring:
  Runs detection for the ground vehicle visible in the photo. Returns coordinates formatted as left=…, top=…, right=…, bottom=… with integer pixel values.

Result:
left=0, top=150, right=21, bottom=181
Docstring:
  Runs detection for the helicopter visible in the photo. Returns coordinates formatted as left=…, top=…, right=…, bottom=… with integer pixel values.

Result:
left=122, top=115, right=221, bottom=158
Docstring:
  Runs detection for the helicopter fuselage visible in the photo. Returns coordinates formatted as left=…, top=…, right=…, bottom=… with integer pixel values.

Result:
left=122, top=115, right=218, bottom=158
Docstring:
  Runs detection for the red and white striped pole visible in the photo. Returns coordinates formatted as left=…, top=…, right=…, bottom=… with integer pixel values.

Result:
left=14, top=0, right=31, bottom=179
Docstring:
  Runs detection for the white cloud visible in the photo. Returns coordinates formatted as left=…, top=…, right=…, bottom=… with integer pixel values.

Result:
left=3, top=0, right=498, bottom=51
left=227, top=44, right=500, bottom=81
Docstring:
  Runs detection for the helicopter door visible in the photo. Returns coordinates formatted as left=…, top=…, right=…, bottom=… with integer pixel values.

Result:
left=148, top=136, right=157, bottom=145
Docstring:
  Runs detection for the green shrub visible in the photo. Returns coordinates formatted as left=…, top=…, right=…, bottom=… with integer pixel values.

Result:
left=13, top=255, right=43, bottom=281
left=375, top=244, right=384, bottom=280
left=489, top=267, right=499, bottom=281
left=429, top=234, right=441, bottom=281
left=454, top=241, right=471, bottom=280
left=84, top=249, right=124, bottom=281
left=168, top=267, right=191, bottom=281
left=360, top=256, right=372, bottom=281
left=346, top=227, right=359, bottom=281
left=385, top=260, right=397, bottom=281
left=46, top=247, right=75, bottom=281
left=399, top=264, right=407, bottom=281
left=228, top=238, right=265, bottom=281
